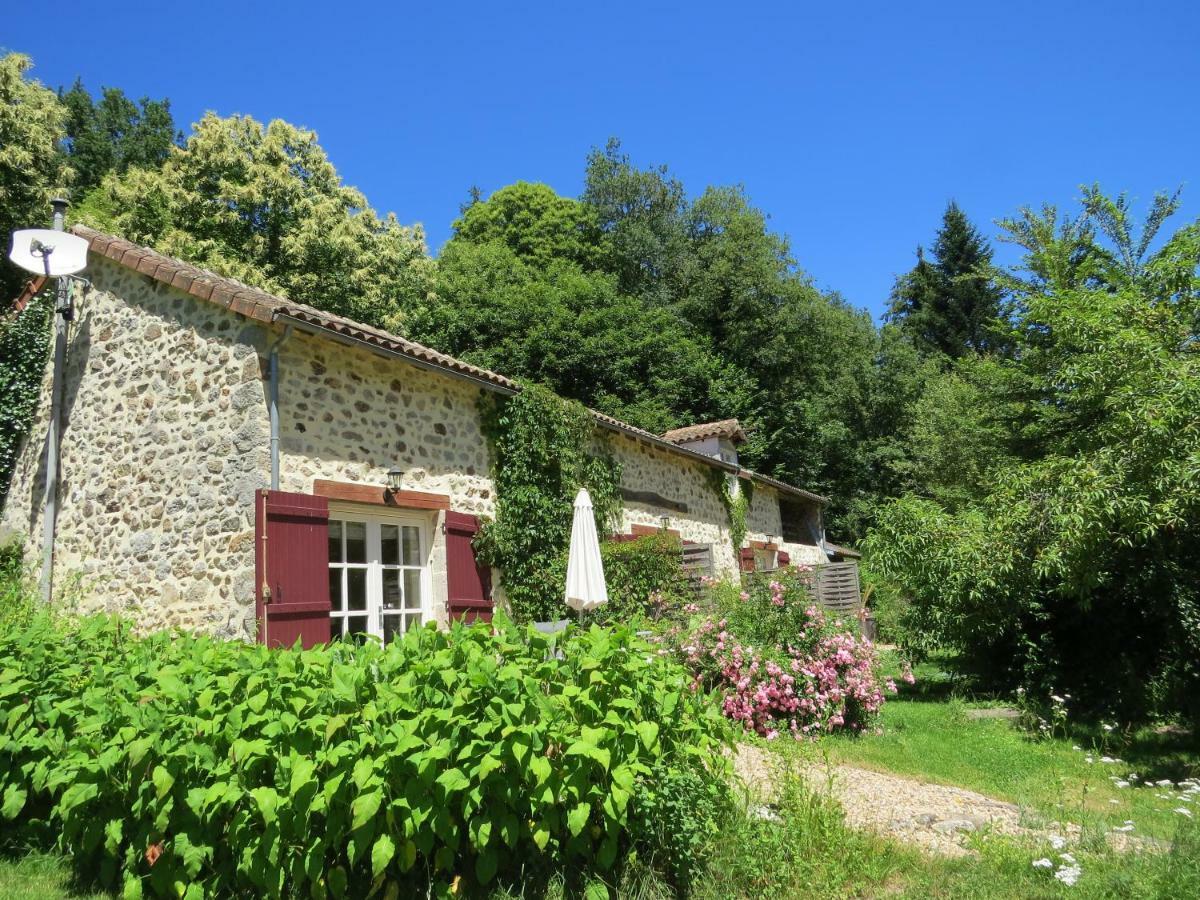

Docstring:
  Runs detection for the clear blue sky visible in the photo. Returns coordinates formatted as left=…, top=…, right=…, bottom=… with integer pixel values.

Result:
left=5, top=1, right=1197, bottom=318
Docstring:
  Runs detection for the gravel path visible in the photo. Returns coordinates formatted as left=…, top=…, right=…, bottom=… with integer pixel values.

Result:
left=732, top=744, right=1151, bottom=858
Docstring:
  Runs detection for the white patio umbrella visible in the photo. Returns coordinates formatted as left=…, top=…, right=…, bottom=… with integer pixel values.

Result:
left=565, top=488, right=608, bottom=622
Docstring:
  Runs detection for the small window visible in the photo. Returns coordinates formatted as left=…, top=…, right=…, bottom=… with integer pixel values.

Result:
left=780, top=499, right=818, bottom=546
left=754, top=547, right=778, bottom=571
left=328, top=513, right=430, bottom=644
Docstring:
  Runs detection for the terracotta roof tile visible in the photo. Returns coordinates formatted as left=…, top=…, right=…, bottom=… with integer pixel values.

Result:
left=661, top=418, right=747, bottom=445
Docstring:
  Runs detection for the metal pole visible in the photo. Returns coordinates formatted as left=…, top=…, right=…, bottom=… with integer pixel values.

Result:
left=39, top=198, right=71, bottom=603
left=267, top=325, right=293, bottom=491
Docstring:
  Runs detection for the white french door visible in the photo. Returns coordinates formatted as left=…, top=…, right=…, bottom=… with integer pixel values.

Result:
left=327, top=512, right=430, bottom=644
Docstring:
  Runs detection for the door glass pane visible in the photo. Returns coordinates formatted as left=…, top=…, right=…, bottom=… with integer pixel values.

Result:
left=345, top=615, right=369, bottom=643
left=382, top=569, right=402, bottom=610
left=401, top=526, right=421, bottom=566
left=329, top=569, right=343, bottom=611
left=328, top=520, right=343, bottom=563
left=380, top=524, right=400, bottom=566
left=345, top=521, right=367, bottom=563
left=382, top=615, right=403, bottom=646
left=404, top=569, right=422, bottom=610
left=347, top=568, right=368, bottom=611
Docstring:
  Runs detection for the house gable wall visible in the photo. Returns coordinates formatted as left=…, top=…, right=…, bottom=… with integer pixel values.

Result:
left=1, top=256, right=267, bottom=638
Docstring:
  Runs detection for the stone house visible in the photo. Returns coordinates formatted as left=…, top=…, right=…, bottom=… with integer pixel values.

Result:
left=1, top=227, right=830, bottom=647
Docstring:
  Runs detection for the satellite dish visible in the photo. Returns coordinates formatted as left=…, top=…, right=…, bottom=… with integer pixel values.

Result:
left=8, top=229, right=89, bottom=277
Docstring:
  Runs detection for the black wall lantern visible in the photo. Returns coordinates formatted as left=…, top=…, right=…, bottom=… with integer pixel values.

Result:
left=386, top=467, right=404, bottom=493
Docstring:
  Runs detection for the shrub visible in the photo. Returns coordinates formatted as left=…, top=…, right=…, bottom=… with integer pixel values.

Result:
left=0, top=609, right=731, bottom=897
left=659, top=570, right=901, bottom=739
left=594, top=533, right=693, bottom=625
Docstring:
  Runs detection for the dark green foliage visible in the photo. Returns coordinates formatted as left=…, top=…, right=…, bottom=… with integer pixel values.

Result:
left=627, top=760, right=731, bottom=890
left=866, top=189, right=1200, bottom=725
left=887, top=202, right=1007, bottom=359
left=0, top=605, right=731, bottom=897
left=58, top=79, right=179, bottom=194
left=0, top=292, right=51, bottom=498
left=476, top=386, right=622, bottom=622
left=595, top=534, right=692, bottom=624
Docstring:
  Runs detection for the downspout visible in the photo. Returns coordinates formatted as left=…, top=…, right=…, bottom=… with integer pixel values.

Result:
left=267, top=325, right=294, bottom=491
left=39, top=198, right=72, bottom=604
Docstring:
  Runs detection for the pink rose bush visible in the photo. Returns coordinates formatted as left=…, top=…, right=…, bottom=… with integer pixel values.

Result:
left=657, top=570, right=899, bottom=738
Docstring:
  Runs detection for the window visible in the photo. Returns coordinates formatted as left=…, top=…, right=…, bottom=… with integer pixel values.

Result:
left=780, top=499, right=819, bottom=546
left=327, top=512, right=429, bottom=644
left=753, top=547, right=778, bottom=571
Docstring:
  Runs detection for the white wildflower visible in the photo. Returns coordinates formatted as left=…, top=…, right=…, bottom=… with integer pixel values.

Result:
left=1176, top=808, right=1194, bottom=818
left=1156, top=779, right=1173, bottom=787
left=1051, top=695, right=1065, bottom=703
left=1072, top=745, right=1082, bottom=751
left=1099, top=756, right=1116, bottom=763
left=1085, top=756, right=1095, bottom=764
left=1109, top=799, right=1120, bottom=805
left=1102, top=723, right=1114, bottom=732
left=1032, top=858, right=1054, bottom=869
left=1114, top=780, right=1130, bottom=788
left=1060, top=852, right=1076, bottom=864
left=1048, top=834, right=1066, bottom=849
left=1112, top=824, right=1135, bottom=833
left=1055, top=864, right=1082, bottom=886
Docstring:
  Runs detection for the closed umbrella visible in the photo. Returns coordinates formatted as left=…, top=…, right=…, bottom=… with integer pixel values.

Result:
left=565, top=488, right=608, bottom=622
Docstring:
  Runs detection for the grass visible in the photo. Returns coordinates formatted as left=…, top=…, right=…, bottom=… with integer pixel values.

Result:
left=807, top=653, right=1200, bottom=843
left=0, top=854, right=106, bottom=900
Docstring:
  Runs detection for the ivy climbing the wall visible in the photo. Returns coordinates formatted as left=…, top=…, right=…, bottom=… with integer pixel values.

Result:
left=706, top=468, right=752, bottom=558
left=0, top=291, right=52, bottom=501
left=477, top=384, right=622, bottom=622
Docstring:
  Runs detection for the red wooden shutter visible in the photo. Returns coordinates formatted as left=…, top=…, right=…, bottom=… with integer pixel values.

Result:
left=446, top=511, right=493, bottom=623
left=740, top=547, right=756, bottom=573
left=777, top=551, right=790, bottom=566
left=255, top=489, right=331, bottom=648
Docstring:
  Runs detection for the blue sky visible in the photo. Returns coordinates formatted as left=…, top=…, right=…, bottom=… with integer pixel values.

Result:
left=5, top=1, right=1197, bottom=318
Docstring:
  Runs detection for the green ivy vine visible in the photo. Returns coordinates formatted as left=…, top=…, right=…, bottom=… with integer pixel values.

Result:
left=707, top=468, right=753, bottom=557
left=476, top=384, right=622, bottom=622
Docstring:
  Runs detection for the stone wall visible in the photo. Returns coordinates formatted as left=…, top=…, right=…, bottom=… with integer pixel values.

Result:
left=745, top=483, right=826, bottom=567
left=1, top=256, right=268, bottom=638
left=609, top=433, right=738, bottom=577
left=2, top=252, right=830, bottom=633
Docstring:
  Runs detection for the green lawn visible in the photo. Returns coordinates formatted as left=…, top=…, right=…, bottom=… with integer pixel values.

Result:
left=0, top=854, right=106, bottom=900
left=808, top=655, right=1200, bottom=844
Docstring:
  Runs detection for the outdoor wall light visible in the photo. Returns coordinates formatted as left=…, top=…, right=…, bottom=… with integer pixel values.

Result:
left=386, top=467, right=404, bottom=493
left=659, top=514, right=671, bottom=531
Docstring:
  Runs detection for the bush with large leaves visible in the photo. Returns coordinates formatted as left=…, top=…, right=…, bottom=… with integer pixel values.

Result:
left=0, top=607, right=730, bottom=897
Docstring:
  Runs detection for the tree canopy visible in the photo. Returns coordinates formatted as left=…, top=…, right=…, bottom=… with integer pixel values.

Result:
left=76, top=113, right=434, bottom=329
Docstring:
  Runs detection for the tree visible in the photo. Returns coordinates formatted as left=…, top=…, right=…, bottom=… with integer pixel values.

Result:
left=866, top=189, right=1200, bottom=725
left=888, top=202, right=1007, bottom=358
left=76, top=113, right=433, bottom=329
left=412, top=186, right=719, bottom=433
left=0, top=53, right=71, bottom=299
left=0, top=53, right=71, bottom=500
left=59, top=80, right=179, bottom=194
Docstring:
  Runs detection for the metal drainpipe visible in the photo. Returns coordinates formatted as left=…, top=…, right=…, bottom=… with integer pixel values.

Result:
left=267, top=325, right=294, bottom=491
left=39, top=198, right=71, bottom=604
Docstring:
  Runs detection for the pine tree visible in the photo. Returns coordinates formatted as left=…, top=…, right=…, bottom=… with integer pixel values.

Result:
left=888, top=202, right=1005, bottom=358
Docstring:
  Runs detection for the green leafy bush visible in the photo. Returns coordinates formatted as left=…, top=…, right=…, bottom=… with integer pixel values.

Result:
left=594, top=533, right=692, bottom=625
left=0, top=609, right=730, bottom=898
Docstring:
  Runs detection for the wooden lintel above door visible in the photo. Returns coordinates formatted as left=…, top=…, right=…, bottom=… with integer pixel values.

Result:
left=313, top=478, right=450, bottom=510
